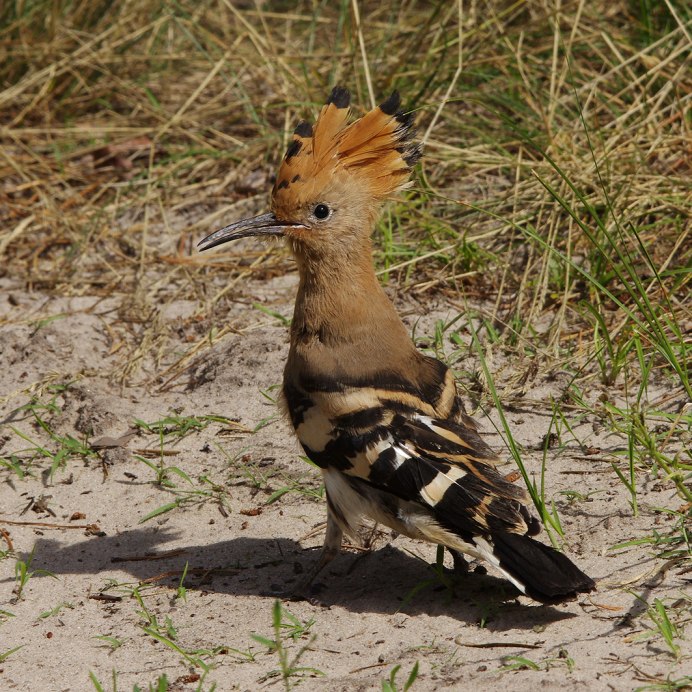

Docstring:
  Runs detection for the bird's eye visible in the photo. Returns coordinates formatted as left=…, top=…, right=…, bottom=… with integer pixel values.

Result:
left=313, top=203, right=331, bottom=220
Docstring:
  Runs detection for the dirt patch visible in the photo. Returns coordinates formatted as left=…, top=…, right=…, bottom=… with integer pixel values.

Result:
left=1, top=266, right=688, bottom=691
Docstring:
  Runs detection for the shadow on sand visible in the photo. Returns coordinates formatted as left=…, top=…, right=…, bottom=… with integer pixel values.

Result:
left=7, top=526, right=581, bottom=631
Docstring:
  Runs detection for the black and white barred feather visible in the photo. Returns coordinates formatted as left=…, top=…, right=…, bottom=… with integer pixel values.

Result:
left=283, top=359, right=595, bottom=603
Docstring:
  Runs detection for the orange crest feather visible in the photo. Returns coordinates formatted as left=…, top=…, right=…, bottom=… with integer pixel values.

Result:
left=271, top=87, right=421, bottom=212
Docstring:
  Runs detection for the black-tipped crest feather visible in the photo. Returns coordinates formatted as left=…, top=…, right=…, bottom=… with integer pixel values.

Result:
left=378, top=91, right=401, bottom=115
left=294, top=120, right=313, bottom=138
left=326, top=85, right=350, bottom=108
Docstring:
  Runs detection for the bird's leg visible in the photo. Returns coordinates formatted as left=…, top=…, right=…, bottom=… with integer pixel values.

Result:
left=291, top=506, right=343, bottom=598
left=448, top=548, right=470, bottom=574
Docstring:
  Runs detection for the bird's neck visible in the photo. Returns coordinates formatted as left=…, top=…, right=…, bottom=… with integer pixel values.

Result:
left=291, top=242, right=396, bottom=341
left=287, top=238, right=416, bottom=379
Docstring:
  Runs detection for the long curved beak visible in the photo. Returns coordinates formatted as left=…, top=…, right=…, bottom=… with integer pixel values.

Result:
left=197, top=212, right=305, bottom=252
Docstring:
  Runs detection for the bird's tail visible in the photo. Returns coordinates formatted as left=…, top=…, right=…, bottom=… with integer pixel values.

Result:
left=471, top=532, right=595, bottom=603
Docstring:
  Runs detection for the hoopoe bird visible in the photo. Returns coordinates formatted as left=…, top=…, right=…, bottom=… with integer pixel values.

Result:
left=199, top=87, right=595, bottom=603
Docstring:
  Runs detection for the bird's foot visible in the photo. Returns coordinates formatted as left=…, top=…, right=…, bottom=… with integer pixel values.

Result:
left=448, top=548, right=470, bottom=574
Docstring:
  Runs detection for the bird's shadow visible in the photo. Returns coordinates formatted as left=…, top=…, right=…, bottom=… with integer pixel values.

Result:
left=12, top=527, right=577, bottom=631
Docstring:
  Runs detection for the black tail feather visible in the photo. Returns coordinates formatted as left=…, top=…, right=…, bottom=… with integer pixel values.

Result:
left=490, top=531, right=595, bottom=604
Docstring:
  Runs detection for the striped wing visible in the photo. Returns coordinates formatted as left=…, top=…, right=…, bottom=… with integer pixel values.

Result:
left=283, top=367, right=595, bottom=602
left=283, top=375, right=536, bottom=541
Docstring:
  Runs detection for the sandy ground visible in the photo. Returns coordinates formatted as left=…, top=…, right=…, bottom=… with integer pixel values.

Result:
left=0, top=255, right=689, bottom=691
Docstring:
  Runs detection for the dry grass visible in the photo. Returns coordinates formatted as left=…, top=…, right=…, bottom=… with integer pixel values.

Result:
left=2, top=2, right=688, bottom=383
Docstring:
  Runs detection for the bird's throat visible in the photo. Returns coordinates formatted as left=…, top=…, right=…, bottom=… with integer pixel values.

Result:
left=287, top=242, right=415, bottom=377
left=291, top=252, right=393, bottom=344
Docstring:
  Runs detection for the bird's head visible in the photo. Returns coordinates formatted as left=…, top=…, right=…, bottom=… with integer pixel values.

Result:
left=198, top=87, right=420, bottom=262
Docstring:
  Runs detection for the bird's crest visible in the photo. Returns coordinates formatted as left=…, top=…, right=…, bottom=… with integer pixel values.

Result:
left=272, top=87, right=421, bottom=214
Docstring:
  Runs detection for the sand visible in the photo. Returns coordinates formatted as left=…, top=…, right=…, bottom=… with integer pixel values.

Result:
left=0, top=260, right=689, bottom=691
